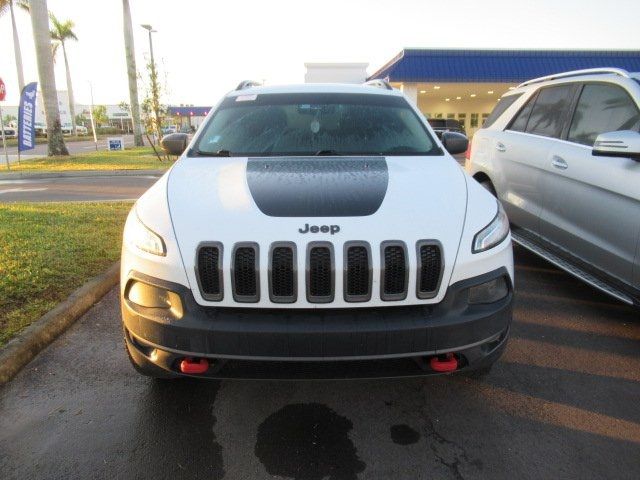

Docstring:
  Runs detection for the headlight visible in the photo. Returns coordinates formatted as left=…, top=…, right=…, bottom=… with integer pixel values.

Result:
left=468, top=276, right=509, bottom=304
left=127, top=211, right=166, bottom=256
left=472, top=201, right=509, bottom=253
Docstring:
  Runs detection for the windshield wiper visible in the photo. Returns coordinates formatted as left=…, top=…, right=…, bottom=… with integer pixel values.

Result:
left=194, top=149, right=232, bottom=157
left=314, top=149, right=341, bottom=156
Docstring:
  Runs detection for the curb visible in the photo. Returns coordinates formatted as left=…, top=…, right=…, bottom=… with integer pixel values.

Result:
left=0, top=262, right=120, bottom=386
left=0, top=169, right=166, bottom=181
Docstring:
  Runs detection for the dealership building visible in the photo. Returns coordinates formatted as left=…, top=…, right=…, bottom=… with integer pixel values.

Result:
left=309, top=49, right=640, bottom=137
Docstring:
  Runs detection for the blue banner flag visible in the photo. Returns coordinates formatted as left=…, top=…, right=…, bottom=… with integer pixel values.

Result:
left=18, top=82, right=38, bottom=152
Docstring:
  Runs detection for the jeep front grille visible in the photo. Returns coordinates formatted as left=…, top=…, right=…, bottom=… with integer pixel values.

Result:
left=195, top=240, right=443, bottom=305
left=196, top=243, right=223, bottom=301
left=232, top=243, right=259, bottom=302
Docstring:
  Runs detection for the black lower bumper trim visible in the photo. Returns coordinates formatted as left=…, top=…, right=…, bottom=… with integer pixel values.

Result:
left=122, top=268, right=512, bottom=377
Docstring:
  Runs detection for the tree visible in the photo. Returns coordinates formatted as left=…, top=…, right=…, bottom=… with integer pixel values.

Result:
left=0, top=0, right=29, bottom=93
left=30, top=0, right=67, bottom=155
left=91, top=105, right=108, bottom=127
left=49, top=12, right=78, bottom=137
left=3, top=114, right=17, bottom=126
left=122, top=0, right=144, bottom=146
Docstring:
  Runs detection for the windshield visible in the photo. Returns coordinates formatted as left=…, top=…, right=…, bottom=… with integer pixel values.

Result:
left=192, top=93, right=441, bottom=157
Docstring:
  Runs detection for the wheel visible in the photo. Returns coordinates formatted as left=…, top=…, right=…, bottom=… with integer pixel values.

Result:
left=123, top=328, right=177, bottom=379
left=479, top=180, right=497, bottom=197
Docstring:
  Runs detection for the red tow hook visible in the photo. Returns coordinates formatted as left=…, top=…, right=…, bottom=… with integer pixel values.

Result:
left=430, top=353, right=459, bottom=373
left=180, top=357, right=209, bottom=374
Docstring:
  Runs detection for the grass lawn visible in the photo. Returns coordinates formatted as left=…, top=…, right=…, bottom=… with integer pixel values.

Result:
left=8, top=147, right=171, bottom=173
left=0, top=201, right=132, bottom=347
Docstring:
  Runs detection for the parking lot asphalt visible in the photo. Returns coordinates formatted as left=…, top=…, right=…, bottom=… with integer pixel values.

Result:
left=0, top=174, right=160, bottom=202
left=1, top=245, right=639, bottom=480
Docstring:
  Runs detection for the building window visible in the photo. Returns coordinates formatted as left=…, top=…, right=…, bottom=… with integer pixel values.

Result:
left=470, top=113, right=479, bottom=128
left=447, top=113, right=455, bottom=119
left=458, top=113, right=466, bottom=127
left=435, top=113, right=443, bottom=119
left=481, top=113, right=490, bottom=126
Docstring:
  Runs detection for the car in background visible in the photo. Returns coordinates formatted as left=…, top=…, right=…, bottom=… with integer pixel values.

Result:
left=428, top=118, right=466, bottom=139
left=75, top=125, right=88, bottom=136
left=120, top=80, right=513, bottom=380
left=35, top=122, right=47, bottom=137
left=467, top=68, right=640, bottom=307
left=162, top=125, right=178, bottom=135
left=2, top=127, right=17, bottom=139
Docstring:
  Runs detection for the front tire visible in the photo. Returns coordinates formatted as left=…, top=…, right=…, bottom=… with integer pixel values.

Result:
left=479, top=180, right=497, bottom=197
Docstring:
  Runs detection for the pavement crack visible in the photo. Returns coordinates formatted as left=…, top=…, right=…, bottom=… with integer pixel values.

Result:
left=418, top=380, right=481, bottom=480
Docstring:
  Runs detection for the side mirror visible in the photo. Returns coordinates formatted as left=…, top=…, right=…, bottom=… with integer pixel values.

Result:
left=441, top=131, right=469, bottom=155
left=160, top=133, right=189, bottom=156
left=593, top=130, right=640, bottom=161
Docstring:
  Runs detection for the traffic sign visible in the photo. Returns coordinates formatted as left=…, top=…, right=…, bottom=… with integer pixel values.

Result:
left=0, top=78, right=6, bottom=101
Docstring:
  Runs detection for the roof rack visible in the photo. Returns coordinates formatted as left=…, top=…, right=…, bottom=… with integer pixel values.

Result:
left=363, top=79, right=393, bottom=90
left=235, top=80, right=262, bottom=91
left=518, top=68, right=631, bottom=88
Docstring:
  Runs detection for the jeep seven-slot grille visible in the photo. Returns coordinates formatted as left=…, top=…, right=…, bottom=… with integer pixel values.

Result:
left=232, top=244, right=259, bottom=302
left=382, top=243, right=408, bottom=300
left=345, top=244, right=371, bottom=302
left=270, top=245, right=296, bottom=302
left=196, top=241, right=441, bottom=304
left=307, top=245, right=334, bottom=302
left=417, top=243, right=442, bottom=298
left=197, top=244, right=223, bottom=300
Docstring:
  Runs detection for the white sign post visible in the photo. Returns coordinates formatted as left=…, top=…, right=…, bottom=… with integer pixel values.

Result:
left=0, top=78, right=9, bottom=170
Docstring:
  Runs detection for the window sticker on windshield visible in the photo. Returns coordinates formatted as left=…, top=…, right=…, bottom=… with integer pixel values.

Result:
left=236, top=94, right=257, bottom=102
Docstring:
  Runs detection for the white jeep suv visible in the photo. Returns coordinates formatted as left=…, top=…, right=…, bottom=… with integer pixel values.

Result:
left=120, top=81, right=513, bottom=379
left=467, top=68, right=640, bottom=307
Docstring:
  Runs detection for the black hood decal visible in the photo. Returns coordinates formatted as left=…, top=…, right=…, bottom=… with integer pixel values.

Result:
left=246, top=157, right=388, bottom=217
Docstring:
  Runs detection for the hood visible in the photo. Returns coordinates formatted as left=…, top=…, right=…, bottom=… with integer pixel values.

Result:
left=167, top=155, right=468, bottom=307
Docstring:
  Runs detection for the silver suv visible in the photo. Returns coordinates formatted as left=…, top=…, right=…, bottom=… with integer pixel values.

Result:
left=467, top=68, right=640, bottom=306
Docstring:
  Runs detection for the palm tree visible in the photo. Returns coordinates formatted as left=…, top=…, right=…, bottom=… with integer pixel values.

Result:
left=49, top=13, right=78, bottom=137
left=0, top=0, right=29, bottom=93
left=122, top=0, right=144, bottom=146
left=30, top=0, right=67, bottom=155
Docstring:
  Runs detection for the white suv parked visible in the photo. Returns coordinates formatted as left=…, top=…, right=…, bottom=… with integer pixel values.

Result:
left=121, top=81, right=514, bottom=379
left=467, top=68, right=640, bottom=306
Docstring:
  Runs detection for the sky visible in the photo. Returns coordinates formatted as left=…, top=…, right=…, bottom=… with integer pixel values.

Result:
left=1, top=0, right=639, bottom=107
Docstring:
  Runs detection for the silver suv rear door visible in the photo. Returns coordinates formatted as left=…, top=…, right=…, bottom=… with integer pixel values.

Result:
left=539, top=82, right=640, bottom=286
left=497, top=84, right=577, bottom=236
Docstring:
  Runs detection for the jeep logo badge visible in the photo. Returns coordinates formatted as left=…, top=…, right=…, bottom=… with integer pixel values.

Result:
left=298, top=223, right=340, bottom=235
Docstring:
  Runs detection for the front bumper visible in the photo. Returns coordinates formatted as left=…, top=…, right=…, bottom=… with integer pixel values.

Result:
left=122, top=268, right=512, bottom=379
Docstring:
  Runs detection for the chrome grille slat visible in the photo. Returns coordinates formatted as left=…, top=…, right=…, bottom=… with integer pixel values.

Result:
left=344, top=242, right=372, bottom=302
left=231, top=243, right=260, bottom=303
left=269, top=243, right=297, bottom=303
left=195, top=243, right=223, bottom=301
left=417, top=241, right=443, bottom=299
left=381, top=241, right=408, bottom=301
left=307, top=242, right=334, bottom=303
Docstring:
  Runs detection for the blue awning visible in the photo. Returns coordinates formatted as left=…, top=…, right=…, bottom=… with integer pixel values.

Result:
left=369, top=49, right=640, bottom=83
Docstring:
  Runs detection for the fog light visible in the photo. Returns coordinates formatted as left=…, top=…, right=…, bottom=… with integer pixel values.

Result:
left=468, top=277, right=508, bottom=304
left=127, top=281, right=183, bottom=318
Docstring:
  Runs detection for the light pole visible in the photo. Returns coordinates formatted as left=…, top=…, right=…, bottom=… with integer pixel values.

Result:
left=88, top=81, right=98, bottom=151
left=141, top=24, right=161, bottom=144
